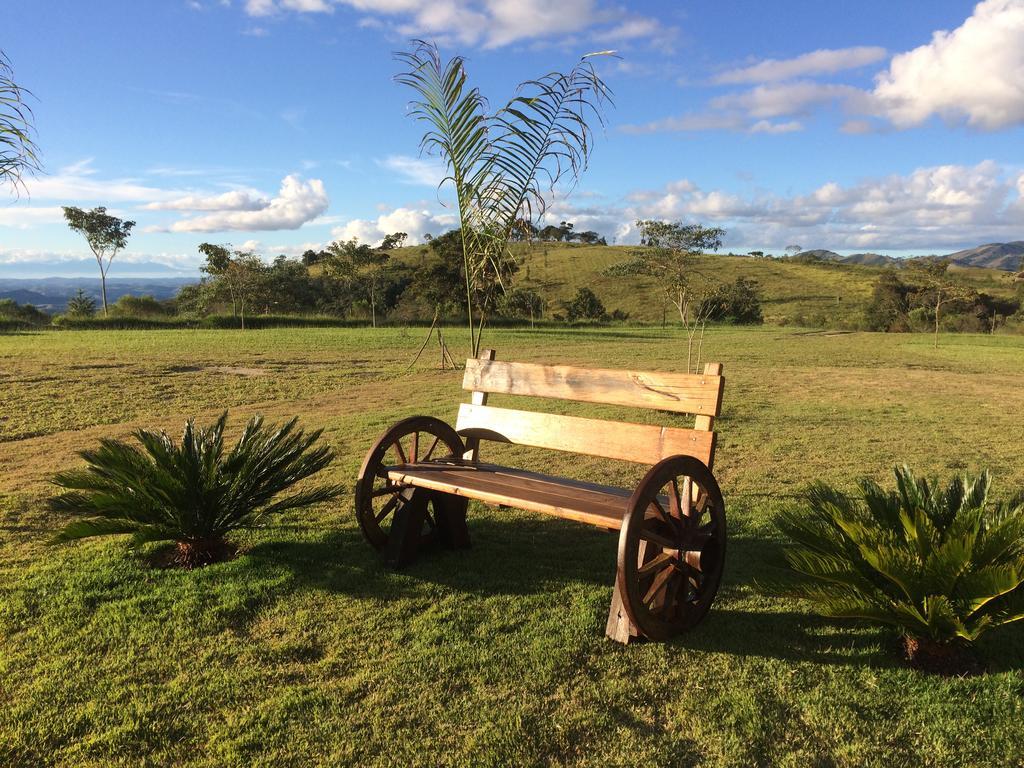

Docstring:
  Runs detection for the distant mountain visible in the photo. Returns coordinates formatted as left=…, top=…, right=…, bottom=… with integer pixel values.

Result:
left=839, top=252, right=900, bottom=267
left=793, top=249, right=842, bottom=261
left=0, top=277, right=197, bottom=313
left=0, top=259, right=198, bottom=279
left=945, top=242, right=1024, bottom=271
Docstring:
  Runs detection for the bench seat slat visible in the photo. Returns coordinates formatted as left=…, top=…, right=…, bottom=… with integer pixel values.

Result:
left=456, top=403, right=715, bottom=466
left=463, top=359, right=723, bottom=415
left=386, top=462, right=630, bottom=530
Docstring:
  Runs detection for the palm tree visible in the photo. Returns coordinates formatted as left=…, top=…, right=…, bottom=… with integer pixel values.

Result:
left=50, top=413, right=342, bottom=567
left=396, top=41, right=613, bottom=357
left=0, top=50, right=40, bottom=194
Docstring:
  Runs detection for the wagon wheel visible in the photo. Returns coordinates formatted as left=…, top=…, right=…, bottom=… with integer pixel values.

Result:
left=355, top=416, right=464, bottom=551
left=617, top=455, right=726, bottom=640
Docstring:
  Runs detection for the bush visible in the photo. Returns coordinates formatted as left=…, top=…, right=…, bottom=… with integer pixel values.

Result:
left=50, top=413, right=343, bottom=567
left=110, top=293, right=171, bottom=318
left=774, top=466, right=1024, bottom=670
left=0, top=298, right=49, bottom=327
left=864, top=271, right=911, bottom=331
left=565, top=287, right=606, bottom=321
left=704, top=277, right=763, bottom=324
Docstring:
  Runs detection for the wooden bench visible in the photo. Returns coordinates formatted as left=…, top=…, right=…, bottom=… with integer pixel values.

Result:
left=355, top=349, right=727, bottom=643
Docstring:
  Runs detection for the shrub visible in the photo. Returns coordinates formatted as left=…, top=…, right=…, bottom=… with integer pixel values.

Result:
left=565, top=287, right=606, bottom=321
left=774, top=466, right=1024, bottom=670
left=110, top=293, right=171, bottom=318
left=0, top=298, right=49, bottom=327
left=704, top=277, right=763, bottom=324
left=50, top=413, right=342, bottom=567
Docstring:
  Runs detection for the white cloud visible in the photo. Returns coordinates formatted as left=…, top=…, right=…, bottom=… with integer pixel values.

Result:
left=143, top=189, right=270, bottom=211
left=330, top=206, right=456, bottom=246
left=22, top=159, right=183, bottom=203
left=379, top=155, right=446, bottom=187
left=873, top=0, right=1024, bottom=129
left=711, top=82, right=872, bottom=119
left=243, top=0, right=673, bottom=49
left=545, top=161, right=1024, bottom=251
left=165, top=175, right=329, bottom=232
left=715, top=46, right=888, bottom=84
left=0, top=206, right=69, bottom=228
left=637, top=1, right=1024, bottom=134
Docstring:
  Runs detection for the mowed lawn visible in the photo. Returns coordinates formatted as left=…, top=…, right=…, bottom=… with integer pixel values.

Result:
left=2, top=325, right=1024, bottom=767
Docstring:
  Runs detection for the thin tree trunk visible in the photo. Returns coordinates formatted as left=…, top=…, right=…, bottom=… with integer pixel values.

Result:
left=100, top=271, right=108, bottom=316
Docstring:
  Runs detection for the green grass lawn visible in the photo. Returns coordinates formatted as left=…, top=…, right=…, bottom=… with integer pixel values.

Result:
left=2, top=325, right=1024, bottom=766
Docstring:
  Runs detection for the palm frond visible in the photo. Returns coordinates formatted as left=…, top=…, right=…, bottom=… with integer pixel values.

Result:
left=49, top=413, right=342, bottom=558
left=772, top=465, right=1024, bottom=646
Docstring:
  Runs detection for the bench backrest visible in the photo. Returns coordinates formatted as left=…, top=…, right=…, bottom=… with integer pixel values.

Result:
left=456, top=349, right=724, bottom=468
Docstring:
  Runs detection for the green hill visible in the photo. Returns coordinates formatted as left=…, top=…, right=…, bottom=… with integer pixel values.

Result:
left=390, top=242, right=1022, bottom=326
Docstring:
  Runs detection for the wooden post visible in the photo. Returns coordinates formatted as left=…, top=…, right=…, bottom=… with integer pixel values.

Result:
left=462, top=348, right=495, bottom=463
left=606, top=576, right=642, bottom=644
left=433, top=492, right=471, bottom=549
left=694, top=362, right=723, bottom=471
left=383, top=487, right=428, bottom=569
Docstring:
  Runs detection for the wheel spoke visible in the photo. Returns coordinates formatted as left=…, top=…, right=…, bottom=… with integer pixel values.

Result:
left=642, top=564, right=675, bottom=606
left=393, top=438, right=408, bottom=465
left=663, top=571, right=683, bottom=617
left=411, top=431, right=419, bottom=463
left=374, top=494, right=401, bottom=523
left=668, top=479, right=682, bottom=519
left=681, top=477, right=694, bottom=518
left=640, top=527, right=677, bottom=550
left=371, top=482, right=409, bottom=498
left=648, top=498, right=672, bottom=526
left=638, top=551, right=675, bottom=576
left=422, top=435, right=441, bottom=462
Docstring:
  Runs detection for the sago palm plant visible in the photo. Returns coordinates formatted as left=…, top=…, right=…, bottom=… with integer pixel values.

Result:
left=50, top=413, right=342, bottom=567
left=396, top=40, right=613, bottom=357
left=775, top=466, right=1024, bottom=668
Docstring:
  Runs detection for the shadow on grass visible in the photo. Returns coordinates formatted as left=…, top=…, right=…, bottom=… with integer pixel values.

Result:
left=247, top=516, right=1024, bottom=672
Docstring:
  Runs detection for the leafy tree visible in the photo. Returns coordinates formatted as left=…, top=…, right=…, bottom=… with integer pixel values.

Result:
left=65, top=289, right=96, bottom=318
left=906, top=258, right=976, bottom=347
left=61, top=207, right=135, bottom=316
left=325, top=238, right=390, bottom=327
left=607, top=220, right=725, bottom=324
left=499, top=288, right=544, bottom=325
left=396, top=41, right=611, bottom=357
left=380, top=232, right=408, bottom=250
left=301, top=248, right=329, bottom=267
left=50, top=413, right=343, bottom=568
left=0, top=51, right=40, bottom=194
left=864, top=270, right=911, bottom=332
left=565, top=287, right=606, bottom=321
left=785, top=244, right=802, bottom=257
left=575, top=230, right=606, bottom=245
left=748, top=250, right=764, bottom=258
left=773, top=466, right=1024, bottom=670
left=606, top=219, right=725, bottom=368
left=704, top=277, right=763, bottom=324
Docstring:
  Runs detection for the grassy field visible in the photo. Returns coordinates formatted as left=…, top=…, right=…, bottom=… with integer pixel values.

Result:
left=3, top=325, right=1024, bottom=766
left=390, top=242, right=1024, bottom=326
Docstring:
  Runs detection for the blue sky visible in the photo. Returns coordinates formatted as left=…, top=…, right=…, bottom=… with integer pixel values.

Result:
left=2, top=0, right=1023, bottom=276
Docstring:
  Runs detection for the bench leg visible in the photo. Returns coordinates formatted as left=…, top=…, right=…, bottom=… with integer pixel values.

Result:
left=606, top=572, right=642, bottom=644
left=383, top=487, right=429, bottom=569
left=432, top=492, right=471, bottom=550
